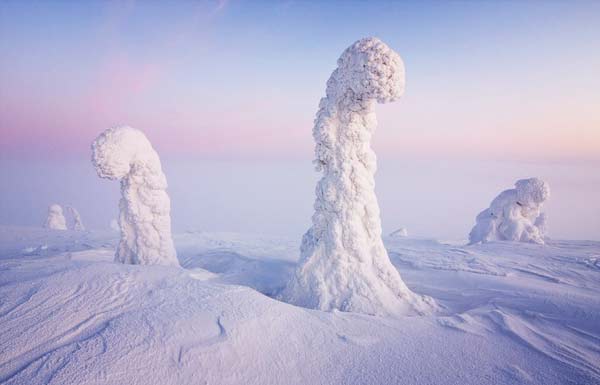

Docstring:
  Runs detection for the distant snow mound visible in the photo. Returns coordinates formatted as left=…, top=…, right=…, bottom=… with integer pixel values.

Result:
left=45, top=204, right=67, bottom=230
left=92, top=127, right=179, bottom=266
left=66, top=206, right=85, bottom=231
left=390, top=228, right=408, bottom=237
left=281, top=37, right=436, bottom=317
left=469, top=178, right=550, bottom=245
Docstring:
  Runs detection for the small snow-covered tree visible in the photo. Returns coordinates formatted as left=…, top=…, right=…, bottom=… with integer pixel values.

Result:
left=66, top=206, right=85, bottom=231
left=92, top=127, right=179, bottom=266
left=390, top=228, right=408, bottom=238
left=110, top=219, right=120, bottom=232
left=281, top=38, right=435, bottom=316
left=45, top=204, right=67, bottom=230
left=468, top=178, right=550, bottom=245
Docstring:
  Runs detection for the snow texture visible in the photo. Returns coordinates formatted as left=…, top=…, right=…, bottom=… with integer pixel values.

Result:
left=44, top=204, right=67, bottom=230
left=1, top=226, right=599, bottom=385
left=282, top=37, right=435, bottom=316
left=91, top=127, right=178, bottom=266
left=66, top=206, right=85, bottom=231
left=390, top=227, right=408, bottom=237
left=469, top=178, right=550, bottom=245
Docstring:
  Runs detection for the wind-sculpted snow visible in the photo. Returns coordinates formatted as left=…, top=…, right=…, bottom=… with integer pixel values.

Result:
left=282, top=37, right=435, bottom=316
left=66, top=206, right=85, bottom=231
left=0, top=227, right=599, bottom=385
left=469, top=178, right=550, bottom=245
left=92, top=127, right=178, bottom=266
left=45, top=204, right=67, bottom=230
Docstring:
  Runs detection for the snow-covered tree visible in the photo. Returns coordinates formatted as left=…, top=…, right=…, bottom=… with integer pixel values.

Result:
left=110, top=219, right=120, bottom=232
left=45, top=204, right=67, bottom=230
left=66, top=206, right=85, bottom=231
left=92, top=127, right=179, bottom=266
left=534, top=213, right=548, bottom=240
left=468, top=178, right=550, bottom=245
left=281, top=38, right=436, bottom=316
left=390, top=228, right=408, bottom=238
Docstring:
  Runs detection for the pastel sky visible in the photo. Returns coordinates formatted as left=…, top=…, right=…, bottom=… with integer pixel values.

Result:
left=1, top=0, right=599, bottom=161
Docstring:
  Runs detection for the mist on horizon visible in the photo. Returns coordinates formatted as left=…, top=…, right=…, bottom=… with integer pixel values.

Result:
left=0, top=157, right=598, bottom=242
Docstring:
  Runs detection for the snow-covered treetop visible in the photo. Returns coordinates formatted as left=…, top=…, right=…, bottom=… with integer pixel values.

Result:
left=515, top=178, right=550, bottom=206
left=331, top=37, right=405, bottom=103
left=91, top=126, right=162, bottom=181
left=48, top=204, right=63, bottom=215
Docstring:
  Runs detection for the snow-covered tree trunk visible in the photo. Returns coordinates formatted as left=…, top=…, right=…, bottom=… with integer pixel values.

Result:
left=282, top=38, right=435, bottom=316
left=45, top=204, right=67, bottom=230
left=92, top=127, right=179, bottom=266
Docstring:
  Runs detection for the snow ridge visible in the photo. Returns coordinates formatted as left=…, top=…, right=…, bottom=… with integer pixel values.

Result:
left=91, top=127, right=179, bottom=266
left=282, top=37, right=435, bottom=316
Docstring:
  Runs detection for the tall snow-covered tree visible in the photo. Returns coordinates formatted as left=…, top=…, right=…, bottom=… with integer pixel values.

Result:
left=92, top=127, right=179, bottom=266
left=282, top=38, right=436, bottom=316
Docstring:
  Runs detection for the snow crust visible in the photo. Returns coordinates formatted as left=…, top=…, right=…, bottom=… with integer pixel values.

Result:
left=44, top=204, right=67, bottom=230
left=91, top=127, right=178, bottom=266
left=469, top=178, right=550, bottom=245
left=282, top=38, right=435, bottom=316
left=66, top=206, right=85, bottom=231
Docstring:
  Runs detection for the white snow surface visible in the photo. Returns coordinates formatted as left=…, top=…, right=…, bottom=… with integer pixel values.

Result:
left=44, top=204, right=67, bottom=231
left=0, top=226, right=599, bottom=385
left=91, top=127, right=178, bottom=266
left=282, top=37, right=435, bottom=317
left=469, top=178, right=550, bottom=245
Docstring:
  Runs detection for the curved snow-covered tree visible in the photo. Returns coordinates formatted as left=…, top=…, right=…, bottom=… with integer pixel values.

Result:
left=468, top=178, right=550, bottom=245
left=66, top=206, right=85, bottom=231
left=92, top=127, right=179, bottom=266
left=281, top=37, right=435, bottom=316
left=45, top=204, right=67, bottom=230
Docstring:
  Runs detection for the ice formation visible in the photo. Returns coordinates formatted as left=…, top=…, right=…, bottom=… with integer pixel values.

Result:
left=468, top=178, right=550, bottom=245
left=66, top=206, right=85, bottom=231
left=92, top=127, right=179, bottom=266
left=45, top=204, right=67, bottom=230
left=281, top=37, right=435, bottom=316
left=390, top=228, right=408, bottom=237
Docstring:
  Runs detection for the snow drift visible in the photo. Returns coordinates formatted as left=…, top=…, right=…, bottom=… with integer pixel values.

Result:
left=91, top=127, right=179, bottom=266
left=282, top=37, right=435, bottom=316
left=469, top=178, right=550, bottom=245
left=44, top=204, right=67, bottom=230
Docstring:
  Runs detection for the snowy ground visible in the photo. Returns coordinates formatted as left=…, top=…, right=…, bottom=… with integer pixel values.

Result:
left=0, top=226, right=599, bottom=385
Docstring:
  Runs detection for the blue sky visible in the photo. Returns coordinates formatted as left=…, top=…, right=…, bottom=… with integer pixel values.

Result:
left=1, top=1, right=599, bottom=238
left=1, top=0, right=599, bottom=160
